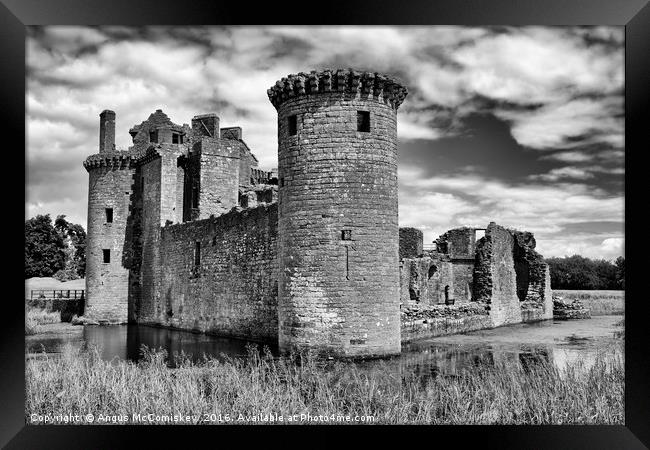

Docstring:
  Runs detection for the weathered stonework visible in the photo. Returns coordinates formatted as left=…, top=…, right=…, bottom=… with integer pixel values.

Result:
left=399, top=227, right=423, bottom=260
left=271, top=69, right=406, bottom=358
left=83, top=68, right=561, bottom=358
left=398, top=220, right=555, bottom=335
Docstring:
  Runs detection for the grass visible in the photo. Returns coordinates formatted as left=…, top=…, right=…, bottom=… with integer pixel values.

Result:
left=25, top=306, right=61, bottom=335
left=26, top=343, right=624, bottom=425
left=554, top=290, right=624, bottom=316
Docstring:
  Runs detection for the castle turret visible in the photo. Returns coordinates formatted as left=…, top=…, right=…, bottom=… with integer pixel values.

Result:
left=268, top=69, right=408, bottom=357
left=84, top=110, right=134, bottom=323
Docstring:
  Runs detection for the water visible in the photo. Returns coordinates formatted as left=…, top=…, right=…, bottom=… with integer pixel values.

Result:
left=26, top=316, right=623, bottom=374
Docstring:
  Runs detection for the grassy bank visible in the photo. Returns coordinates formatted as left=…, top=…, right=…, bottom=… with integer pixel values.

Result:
left=554, top=290, right=624, bottom=315
left=26, top=344, right=624, bottom=425
left=25, top=306, right=61, bottom=335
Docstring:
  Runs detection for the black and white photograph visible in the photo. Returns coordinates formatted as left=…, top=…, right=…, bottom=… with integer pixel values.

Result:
left=16, top=18, right=634, bottom=436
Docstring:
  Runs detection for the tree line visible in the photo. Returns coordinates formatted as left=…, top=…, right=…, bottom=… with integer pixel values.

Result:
left=25, top=214, right=86, bottom=280
left=546, top=255, right=624, bottom=290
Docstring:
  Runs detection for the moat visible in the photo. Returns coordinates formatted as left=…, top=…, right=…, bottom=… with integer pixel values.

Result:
left=27, top=316, right=623, bottom=375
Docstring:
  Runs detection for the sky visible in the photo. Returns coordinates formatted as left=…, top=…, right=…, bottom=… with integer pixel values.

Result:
left=26, top=26, right=625, bottom=261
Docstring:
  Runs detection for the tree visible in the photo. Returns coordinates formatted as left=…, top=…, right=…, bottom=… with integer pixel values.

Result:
left=54, top=215, right=87, bottom=279
left=547, top=254, right=624, bottom=290
left=25, top=214, right=66, bottom=278
left=615, top=256, right=625, bottom=289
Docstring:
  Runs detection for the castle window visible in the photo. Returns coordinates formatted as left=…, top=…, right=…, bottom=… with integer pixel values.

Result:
left=288, top=115, right=297, bottom=136
left=194, top=241, right=201, bottom=266
left=149, top=130, right=158, bottom=143
left=102, top=249, right=111, bottom=264
left=357, top=111, right=370, bottom=132
left=105, top=208, right=113, bottom=223
left=192, top=186, right=199, bottom=208
left=280, top=178, right=285, bottom=187
left=172, top=133, right=179, bottom=144
left=341, top=230, right=352, bottom=240
left=239, top=192, right=248, bottom=208
left=212, top=236, right=217, bottom=246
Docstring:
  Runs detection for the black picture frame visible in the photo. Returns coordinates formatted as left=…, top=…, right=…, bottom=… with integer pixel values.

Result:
left=4, top=0, right=646, bottom=447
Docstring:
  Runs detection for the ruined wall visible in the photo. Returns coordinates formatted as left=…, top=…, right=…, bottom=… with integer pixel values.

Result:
left=270, top=70, right=407, bottom=357
left=84, top=155, right=134, bottom=323
left=399, top=227, right=423, bottom=260
left=450, top=262, right=474, bottom=304
left=512, top=230, right=553, bottom=321
left=436, top=227, right=476, bottom=304
left=438, top=227, right=476, bottom=259
left=474, top=223, right=522, bottom=327
left=400, top=256, right=454, bottom=306
left=401, top=303, right=492, bottom=342
left=145, top=204, right=278, bottom=342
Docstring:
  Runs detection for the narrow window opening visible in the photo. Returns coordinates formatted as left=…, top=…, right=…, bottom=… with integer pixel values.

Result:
left=192, top=186, right=199, bottom=208
left=280, top=178, right=285, bottom=187
left=288, top=115, right=297, bottom=136
left=102, top=249, right=111, bottom=264
left=149, top=130, right=158, bottom=143
left=357, top=111, right=370, bottom=132
left=212, top=236, right=217, bottom=246
left=341, top=230, right=352, bottom=241
left=105, top=208, right=113, bottom=223
left=172, top=133, right=179, bottom=144
left=194, top=241, right=201, bottom=266
left=428, top=265, right=437, bottom=279
left=238, top=192, right=249, bottom=208
left=345, top=245, right=350, bottom=280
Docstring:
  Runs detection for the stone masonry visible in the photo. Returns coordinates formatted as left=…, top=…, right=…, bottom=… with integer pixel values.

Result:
left=84, top=68, right=554, bottom=358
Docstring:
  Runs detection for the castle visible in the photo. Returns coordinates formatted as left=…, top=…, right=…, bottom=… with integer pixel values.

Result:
left=83, top=69, right=553, bottom=358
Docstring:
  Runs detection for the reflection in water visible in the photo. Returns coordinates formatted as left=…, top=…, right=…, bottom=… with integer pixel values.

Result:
left=27, top=316, right=623, bottom=375
left=26, top=324, right=277, bottom=367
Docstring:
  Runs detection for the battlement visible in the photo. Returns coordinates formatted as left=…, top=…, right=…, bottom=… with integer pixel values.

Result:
left=267, top=69, right=408, bottom=110
left=83, top=151, right=133, bottom=171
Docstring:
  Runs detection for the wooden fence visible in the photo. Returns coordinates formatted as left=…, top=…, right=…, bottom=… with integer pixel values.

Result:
left=30, top=289, right=85, bottom=301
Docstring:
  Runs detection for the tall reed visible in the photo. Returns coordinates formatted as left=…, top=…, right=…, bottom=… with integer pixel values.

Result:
left=26, top=343, right=624, bottom=425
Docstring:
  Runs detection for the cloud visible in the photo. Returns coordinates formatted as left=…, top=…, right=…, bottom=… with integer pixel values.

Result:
left=497, top=97, right=624, bottom=150
left=26, top=26, right=624, bottom=261
left=398, top=165, right=623, bottom=258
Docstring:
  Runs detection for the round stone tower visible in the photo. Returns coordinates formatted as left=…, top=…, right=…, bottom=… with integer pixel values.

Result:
left=83, top=110, right=134, bottom=324
left=267, top=69, right=408, bottom=357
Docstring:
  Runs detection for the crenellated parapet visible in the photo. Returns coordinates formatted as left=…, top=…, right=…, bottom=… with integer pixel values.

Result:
left=83, top=151, right=133, bottom=171
left=267, top=69, right=408, bottom=110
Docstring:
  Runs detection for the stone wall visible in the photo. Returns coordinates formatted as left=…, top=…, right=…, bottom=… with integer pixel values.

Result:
left=140, top=204, right=279, bottom=342
left=450, top=261, right=474, bottom=303
left=474, top=222, right=522, bottom=327
left=399, top=227, right=423, bottom=260
left=437, top=227, right=476, bottom=259
left=195, top=138, right=240, bottom=219
left=138, top=156, right=163, bottom=323
left=401, top=303, right=492, bottom=342
left=400, top=256, right=454, bottom=306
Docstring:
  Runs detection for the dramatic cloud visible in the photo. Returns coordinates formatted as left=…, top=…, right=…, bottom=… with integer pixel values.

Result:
left=26, top=26, right=625, bottom=260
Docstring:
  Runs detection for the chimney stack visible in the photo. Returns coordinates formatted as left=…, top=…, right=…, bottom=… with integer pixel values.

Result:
left=99, top=110, right=116, bottom=153
left=191, top=113, right=220, bottom=139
